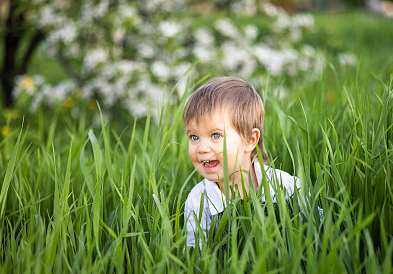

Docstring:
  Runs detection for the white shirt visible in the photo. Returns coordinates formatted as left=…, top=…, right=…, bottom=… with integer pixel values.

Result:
left=184, top=160, right=320, bottom=248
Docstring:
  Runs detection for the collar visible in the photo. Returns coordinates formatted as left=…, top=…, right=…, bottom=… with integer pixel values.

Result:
left=204, top=160, right=266, bottom=216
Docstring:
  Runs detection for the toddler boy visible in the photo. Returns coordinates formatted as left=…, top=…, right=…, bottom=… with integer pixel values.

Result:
left=183, top=76, right=307, bottom=248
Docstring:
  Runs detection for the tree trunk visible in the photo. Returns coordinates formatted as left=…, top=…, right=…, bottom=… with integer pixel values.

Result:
left=1, top=0, right=44, bottom=108
left=1, top=1, right=22, bottom=107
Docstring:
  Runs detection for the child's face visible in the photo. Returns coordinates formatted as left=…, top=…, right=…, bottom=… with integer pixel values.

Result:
left=186, top=110, right=256, bottom=184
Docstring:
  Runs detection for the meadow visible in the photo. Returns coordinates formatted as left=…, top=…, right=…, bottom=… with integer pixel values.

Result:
left=1, top=11, right=393, bottom=273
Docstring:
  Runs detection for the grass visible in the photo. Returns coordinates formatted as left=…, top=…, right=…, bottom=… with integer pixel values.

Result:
left=0, top=11, right=393, bottom=273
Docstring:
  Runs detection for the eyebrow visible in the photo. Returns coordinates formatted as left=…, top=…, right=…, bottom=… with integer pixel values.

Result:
left=186, top=127, right=224, bottom=134
left=210, top=128, right=224, bottom=132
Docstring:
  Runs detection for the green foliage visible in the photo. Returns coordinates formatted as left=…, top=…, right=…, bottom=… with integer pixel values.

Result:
left=0, top=11, right=392, bottom=273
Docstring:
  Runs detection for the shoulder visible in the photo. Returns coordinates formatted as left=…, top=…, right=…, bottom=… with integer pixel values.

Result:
left=265, top=165, right=300, bottom=192
left=185, top=180, right=206, bottom=210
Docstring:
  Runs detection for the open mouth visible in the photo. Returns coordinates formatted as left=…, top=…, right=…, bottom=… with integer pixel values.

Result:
left=202, top=160, right=219, bottom=169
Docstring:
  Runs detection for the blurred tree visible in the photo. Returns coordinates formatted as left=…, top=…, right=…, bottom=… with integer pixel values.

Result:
left=5, top=0, right=324, bottom=117
left=0, top=0, right=45, bottom=107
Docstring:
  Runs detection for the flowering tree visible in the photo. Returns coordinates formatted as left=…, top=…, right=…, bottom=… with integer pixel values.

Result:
left=7, top=0, right=357, bottom=118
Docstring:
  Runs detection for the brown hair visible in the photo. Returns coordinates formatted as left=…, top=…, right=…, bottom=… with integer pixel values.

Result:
left=182, top=76, right=269, bottom=163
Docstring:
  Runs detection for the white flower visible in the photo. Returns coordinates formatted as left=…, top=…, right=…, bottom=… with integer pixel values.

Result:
left=159, top=21, right=182, bottom=38
left=174, top=62, right=192, bottom=77
left=244, top=25, right=258, bottom=41
left=81, top=2, right=95, bottom=22
left=84, top=48, right=109, bottom=70
left=253, top=45, right=284, bottom=75
left=151, top=61, right=170, bottom=80
left=67, top=44, right=81, bottom=58
left=53, top=79, right=76, bottom=101
left=113, top=28, right=126, bottom=44
left=289, top=28, right=302, bottom=42
left=112, top=77, right=128, bottom=99
left=193, top=45, right=213, bottom=62
left=129, top=101, right=148, bottom=117
left=33, top=75, right=45, bottom=86
left=273, top=14, right=291, bottom=31
left=299, top=58, right=311, bottom=71
left=118, top=6, right=137, bottom=19
left=117, top=60, right=137, bottom=75
left=262, top=2, right=281, bottom=17
left=292, top=14, right=314, bottom=28
left=36, top=5, right=66, bottom=27
left=194, top=28, right=214, bottom=46
left=95, top=2, right=110, bottom=18
left=313, top=55, right=325, bottom=78
left=30, top=91, right=44, bottom=113
left=222, top=42, right=245, bottom=70
left=237, top=0, right=256, bottom=15
left=338, top=52, right=358, bottom=66
left=17, top=0, right=327, bottom=118
left=138, top=43, right=155, bottom=58
left=140, top=23, right=155, bottom=35
left=301, top=45, right=316, bottom=57
left=176, top=77, right=188, bottom=97
left=54, top=23, right=78, bottom=44
left=215, top=19, right=239, bottom=38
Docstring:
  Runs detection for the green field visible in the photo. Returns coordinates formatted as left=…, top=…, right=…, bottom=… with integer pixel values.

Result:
left=1, top=11, right=393, bottom=273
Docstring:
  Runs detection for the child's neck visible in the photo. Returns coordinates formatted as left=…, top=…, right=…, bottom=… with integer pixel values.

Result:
left=216, top=163, right=259, bottom=199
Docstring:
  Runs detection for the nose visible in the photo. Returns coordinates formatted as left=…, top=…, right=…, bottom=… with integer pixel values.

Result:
left=197, top=140, right=211, bottom=153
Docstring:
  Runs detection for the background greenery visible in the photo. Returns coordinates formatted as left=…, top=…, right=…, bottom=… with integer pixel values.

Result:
left=1, top=10, right=393, bottom=273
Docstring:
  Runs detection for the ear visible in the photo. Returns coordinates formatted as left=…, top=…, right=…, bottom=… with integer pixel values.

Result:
left=245, top=128, right=260, bottom=153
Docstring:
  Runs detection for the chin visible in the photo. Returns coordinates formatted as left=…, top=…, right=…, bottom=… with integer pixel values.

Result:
left=204, top=174, right=220, bottom=182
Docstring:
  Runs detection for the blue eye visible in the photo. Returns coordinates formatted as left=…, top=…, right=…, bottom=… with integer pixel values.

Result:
left=190, top=135, right=199, bottom=141
left=212, top=133, right=221, bottom=139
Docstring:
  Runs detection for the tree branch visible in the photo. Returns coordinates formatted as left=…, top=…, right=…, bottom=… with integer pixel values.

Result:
left=19, top=29, right=46, bottom=74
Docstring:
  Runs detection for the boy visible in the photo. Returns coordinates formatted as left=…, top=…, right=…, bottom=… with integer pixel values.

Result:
left=183, top=76, right=310, bottom=248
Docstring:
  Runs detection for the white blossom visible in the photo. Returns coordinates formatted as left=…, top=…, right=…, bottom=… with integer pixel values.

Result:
left=138, top=44, right=156, bottom=58
left=15, top=1, right=329, bottom=120
left=301, top=45, right=317, bottom=57
left=338, top=52, right=358, bottom=66
left=53, top=80, right=76, bottom=101
left=244, top=25, right=259, bottom=41
left=274, top=14, right=292, bottom=31
left=118, top=6, right=138, bottom=19
left=49, top=23, right=78, bottom=44
left=151, top=61, right=170, bottom=80
left=194, top=28, right=215, bottom=46
left=84, top=48, right=109, bottom=70
left=261, top=2, right=281, bottom=17
left=116, top=60, right=138, bottom=75
left=253, top=45, right=283, bottom=75
left=36, top=5, right=67, bottom=27
left=159, top=21, right=182, bottom=38
left=193, top=45, right=213, bottom=62
left=215, top=19, right=239, bottom=38
left=113, top=28, right=126, bottom=44
left=292, top=14, right=314, bottom=28
left=222, top=42, right=246, bottom=70
left=176, top=77, right=188, bottom=97
left=289, top=28, right=302, bottom=42
left=174, top=62, right=192, bottom=77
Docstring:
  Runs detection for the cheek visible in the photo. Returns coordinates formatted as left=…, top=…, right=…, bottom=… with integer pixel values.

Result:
left=188, top=144, right=196, bottom=160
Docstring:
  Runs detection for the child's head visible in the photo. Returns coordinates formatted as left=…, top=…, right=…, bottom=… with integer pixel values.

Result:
left=182, top=76, right=269, bottom=163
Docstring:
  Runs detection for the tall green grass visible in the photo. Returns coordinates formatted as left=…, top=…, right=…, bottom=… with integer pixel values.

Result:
left=1, top=61, right=392, bottom=272
left=1, top=11, right=393, bottom=272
